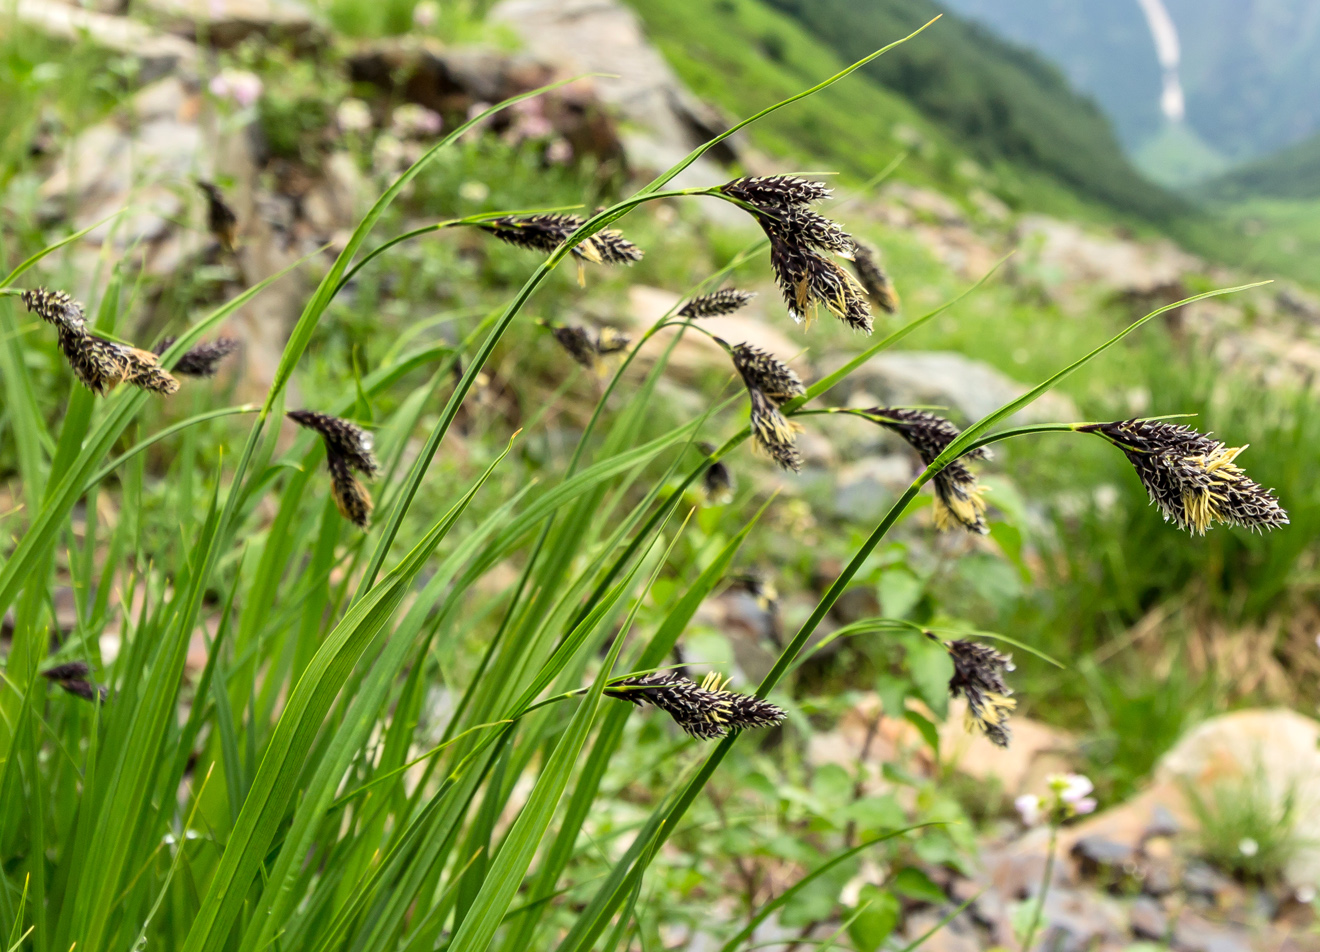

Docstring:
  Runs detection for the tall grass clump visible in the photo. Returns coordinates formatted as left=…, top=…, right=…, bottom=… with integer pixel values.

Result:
left=0, top=19, right=1281, bottom=952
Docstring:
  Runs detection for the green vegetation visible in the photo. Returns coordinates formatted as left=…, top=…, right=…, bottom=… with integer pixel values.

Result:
left=1201, top=131, right=1320, bottom=201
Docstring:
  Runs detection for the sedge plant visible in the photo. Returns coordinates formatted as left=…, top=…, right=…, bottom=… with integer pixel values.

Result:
left=0, top=18, right=1285, bottom=952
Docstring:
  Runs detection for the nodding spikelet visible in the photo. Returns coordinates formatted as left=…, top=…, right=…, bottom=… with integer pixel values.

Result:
left=749, top=387, right=802, bottom=473
left=550, top=325, right=600, bottom=369
left=594, top=326, right=631, bottom=355
left=197, top=180, right=238, bottom=252
left=42, top=660, right=107, bottom=703
left=699, top=442, right=734, bottom=504
left=59, top=328, right=128, bottom=394
left=328, top=453, right=374, bottom=529
left=1078, top=419, right=1288, bottom=535
left=605, top=671, right=787, bottom=740
left=730, top=343, right=805, bottom=406
left=851, top=241, right=900, bottom=314
left=679, top=289, right=756, bottom=319
left=123, top=347, right=181, bottom=395
left=155, top=337, right=240, bottom=377
left=867, top=407, right=990, bottom=535
left=287, top=410, right=379, bottom=478
left=722, top=175, right=833, bottom=209
left=756, top=212, right=871, bottom=332
left=477, top=214, right=643, bottom=266
left=944, top=638, right=1015, bottom=748
left=21, top=287, right=85, bottom=332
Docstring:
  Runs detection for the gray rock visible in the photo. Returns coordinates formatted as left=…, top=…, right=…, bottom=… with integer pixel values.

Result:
left=1129, top=896, right=1168, bottom=941
left=1145, top=803, right=1181, bottom=839
left=1072, top=836, right=1136, bottom=871
left=820, top=350, right=1078, bottom=427
left=1182, top=862, right=1235, bottom=901
left=136, top=0, right=321, bottom=48
left=1171, top=909, right=1253, bottom=952
left=14, top=0, right=198, bottom=81
left=830, top=454, right=912, bottom=523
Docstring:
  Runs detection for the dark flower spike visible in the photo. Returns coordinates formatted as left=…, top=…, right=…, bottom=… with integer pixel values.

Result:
left=477, top=214, right=643, bottom=266
left=698, top=442, right=734, bottom=504
left=328, top=453, right=374, bottom=529
left=730, top=343, right=805, bottom=406
left=1078, top=419, right=1288, bottom=535
left=679, top=289, right=757, bottom=319
left=945, top=638, right=1016, bottom=748
left=722, top=175, right=833, bottom=209
left=42, top=660, right=107, bottom=703
left=59, top=328, right=128, bottom=394
left=749, top=387, right=803, bottom=473
left=605, top=670, right=787, bottom=740
left=123, top=347, right=181, bottom=395
left=287, top=409, right=379, bottom=478
left=197, top=180, right=238, bottom=253
left=22, top=287, right=85, bottom=332
left=851, top=241, right=900, bottom=315
left=550, top=325, right=600, bottom=369
left=867, top=407, right=989, bottom=535
left=156, top=337, right=239, bottom=377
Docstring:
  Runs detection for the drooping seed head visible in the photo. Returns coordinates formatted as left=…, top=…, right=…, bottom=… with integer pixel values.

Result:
left=478, top=214, right=643, bottom=265
left=123, top=347, right=181, bottom=396
left=594, top=326, right=631, bottom=355
left=748, top=387, right=803, bottom=473
left=156, top=337, right=240, bottom=377
left=327, top=453, right=374, bottom=529
left=550, top=324, right=600, bottom=369
left=287, top=409, right=379, bottom=478
left=1078, top=419, right=1288, bottom=535
left=765, top=232, right=872, bottom=332
left=703, top=457, right=733, bottom=504
left=731, top=343, right=805, bottom=406
left=21, top=287, right=85, bottom=332
left=57, top=328, right=129, bottom=394
left=945, top=638, right=1016, bottom=748
left=582, top=229, right=644, bottom=265
left=679, top=289, right=757, bottom=319
left=605, top=670, right=787, bottom=739
left=197, top=180, right=238, bottom=252
left=42, top=660, right=107, bottom=703
left=851, top=242, right=900, bottom=314
left=866, top=407, right=991, bottom=534
left=722, top=175, right=833, bottom=209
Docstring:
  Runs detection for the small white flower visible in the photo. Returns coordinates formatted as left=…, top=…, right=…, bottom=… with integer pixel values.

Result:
left=391, top=104, right=443, bottom=139
left=458, top=180, right=489, bottom=202
left=337, top=98, right=373, bottom=135
left=1015, top=794, right=1043, bottom=827
left=209, top=69, right=263, bottom=109
left=1239, top=837, right=1259, bottom=857
left=1058, top=774, right=1094, bottom=804
left=412, top=0, right=438, bottom=29
left=1072, top=797, right=1097, bottom=816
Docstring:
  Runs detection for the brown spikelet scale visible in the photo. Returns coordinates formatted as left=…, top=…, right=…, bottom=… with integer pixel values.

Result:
left=197, top=180, right=238, bottom=252
left=157, top=337, right=239, bottom=377
left=123, top=348, right=180, bottom=396
left=730, top=343, right=805, bottom=405
left=1078, top=419, right=1288, bottom=535
left=59, top=328, right=128, bottom=394
left=21, top=287, right=85, bottom=332
left=945, top=638, right=1015, bottom=748
left=328, top=453, right=374, bottom=529
left=606, top=671, right=787, bottom=739
left=851, top=242, right=900, bottom=314
left=679, top=289, right=757, bottom=319
left=866, top=407, right=990, bottom=534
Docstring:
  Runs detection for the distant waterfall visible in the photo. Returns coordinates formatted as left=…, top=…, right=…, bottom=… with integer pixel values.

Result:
left=1134, top=0, right=1185, bottom=122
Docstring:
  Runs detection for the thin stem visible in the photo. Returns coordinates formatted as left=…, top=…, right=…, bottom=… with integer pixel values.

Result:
left=1021, top=823, right=1058, bottom=951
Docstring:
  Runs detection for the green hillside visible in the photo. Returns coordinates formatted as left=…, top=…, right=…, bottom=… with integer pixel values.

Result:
left=623, top=0, right=1150, bottom=229
left=760, top=0, right=1184, bottom=221
left=1201, top=131, right=1320, bottom=201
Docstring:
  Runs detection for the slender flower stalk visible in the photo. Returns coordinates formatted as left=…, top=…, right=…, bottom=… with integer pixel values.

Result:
left=1079, top=419, right=1287, bottom=535
left=605, top=671, right=787, bottom=739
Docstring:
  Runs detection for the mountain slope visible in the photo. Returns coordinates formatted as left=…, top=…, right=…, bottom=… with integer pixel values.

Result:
left=760, top=0, right=1182, bottom=221
left=1200, top=131, right=1320, bottom=202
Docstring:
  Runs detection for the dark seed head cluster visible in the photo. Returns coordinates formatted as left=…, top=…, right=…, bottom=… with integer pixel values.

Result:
left=549, top=323, right=631, bottom=373
left=288, top=410, right=380, bottom=529
left=1079, top=420, right=1288, bottom=535
left=42, top=660, right=107, bottom=703
left=477, top=214, right=642, bottom=267
left=679, top=289, right=756, bottom=319
left=156, top=337, right=240, bottom=377
left=606, top=671, right=786, bottom=740
left=945, top=639, right=1015, bottom=748
left=197, top=180, right=238, bottom=252
left=850, top=242, right=900, bottom=314
left=867, top=407, right=989, bottom=534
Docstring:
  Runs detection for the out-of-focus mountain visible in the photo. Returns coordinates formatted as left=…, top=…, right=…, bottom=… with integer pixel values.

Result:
left=1201, top=132, right=1320, bottom=202
left=938, top=0, right=1320, bottom=173
left=758, top=0, right=1181, bottom=220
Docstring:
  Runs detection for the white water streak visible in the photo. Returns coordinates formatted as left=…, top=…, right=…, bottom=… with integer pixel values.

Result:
left=1134, top=0, right=1186, bottom=121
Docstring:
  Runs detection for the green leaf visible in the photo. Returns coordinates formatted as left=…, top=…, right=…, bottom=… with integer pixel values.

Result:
left=891, top=866, right=946, bottom=904
left=847, top=886, right=900, bottom=952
